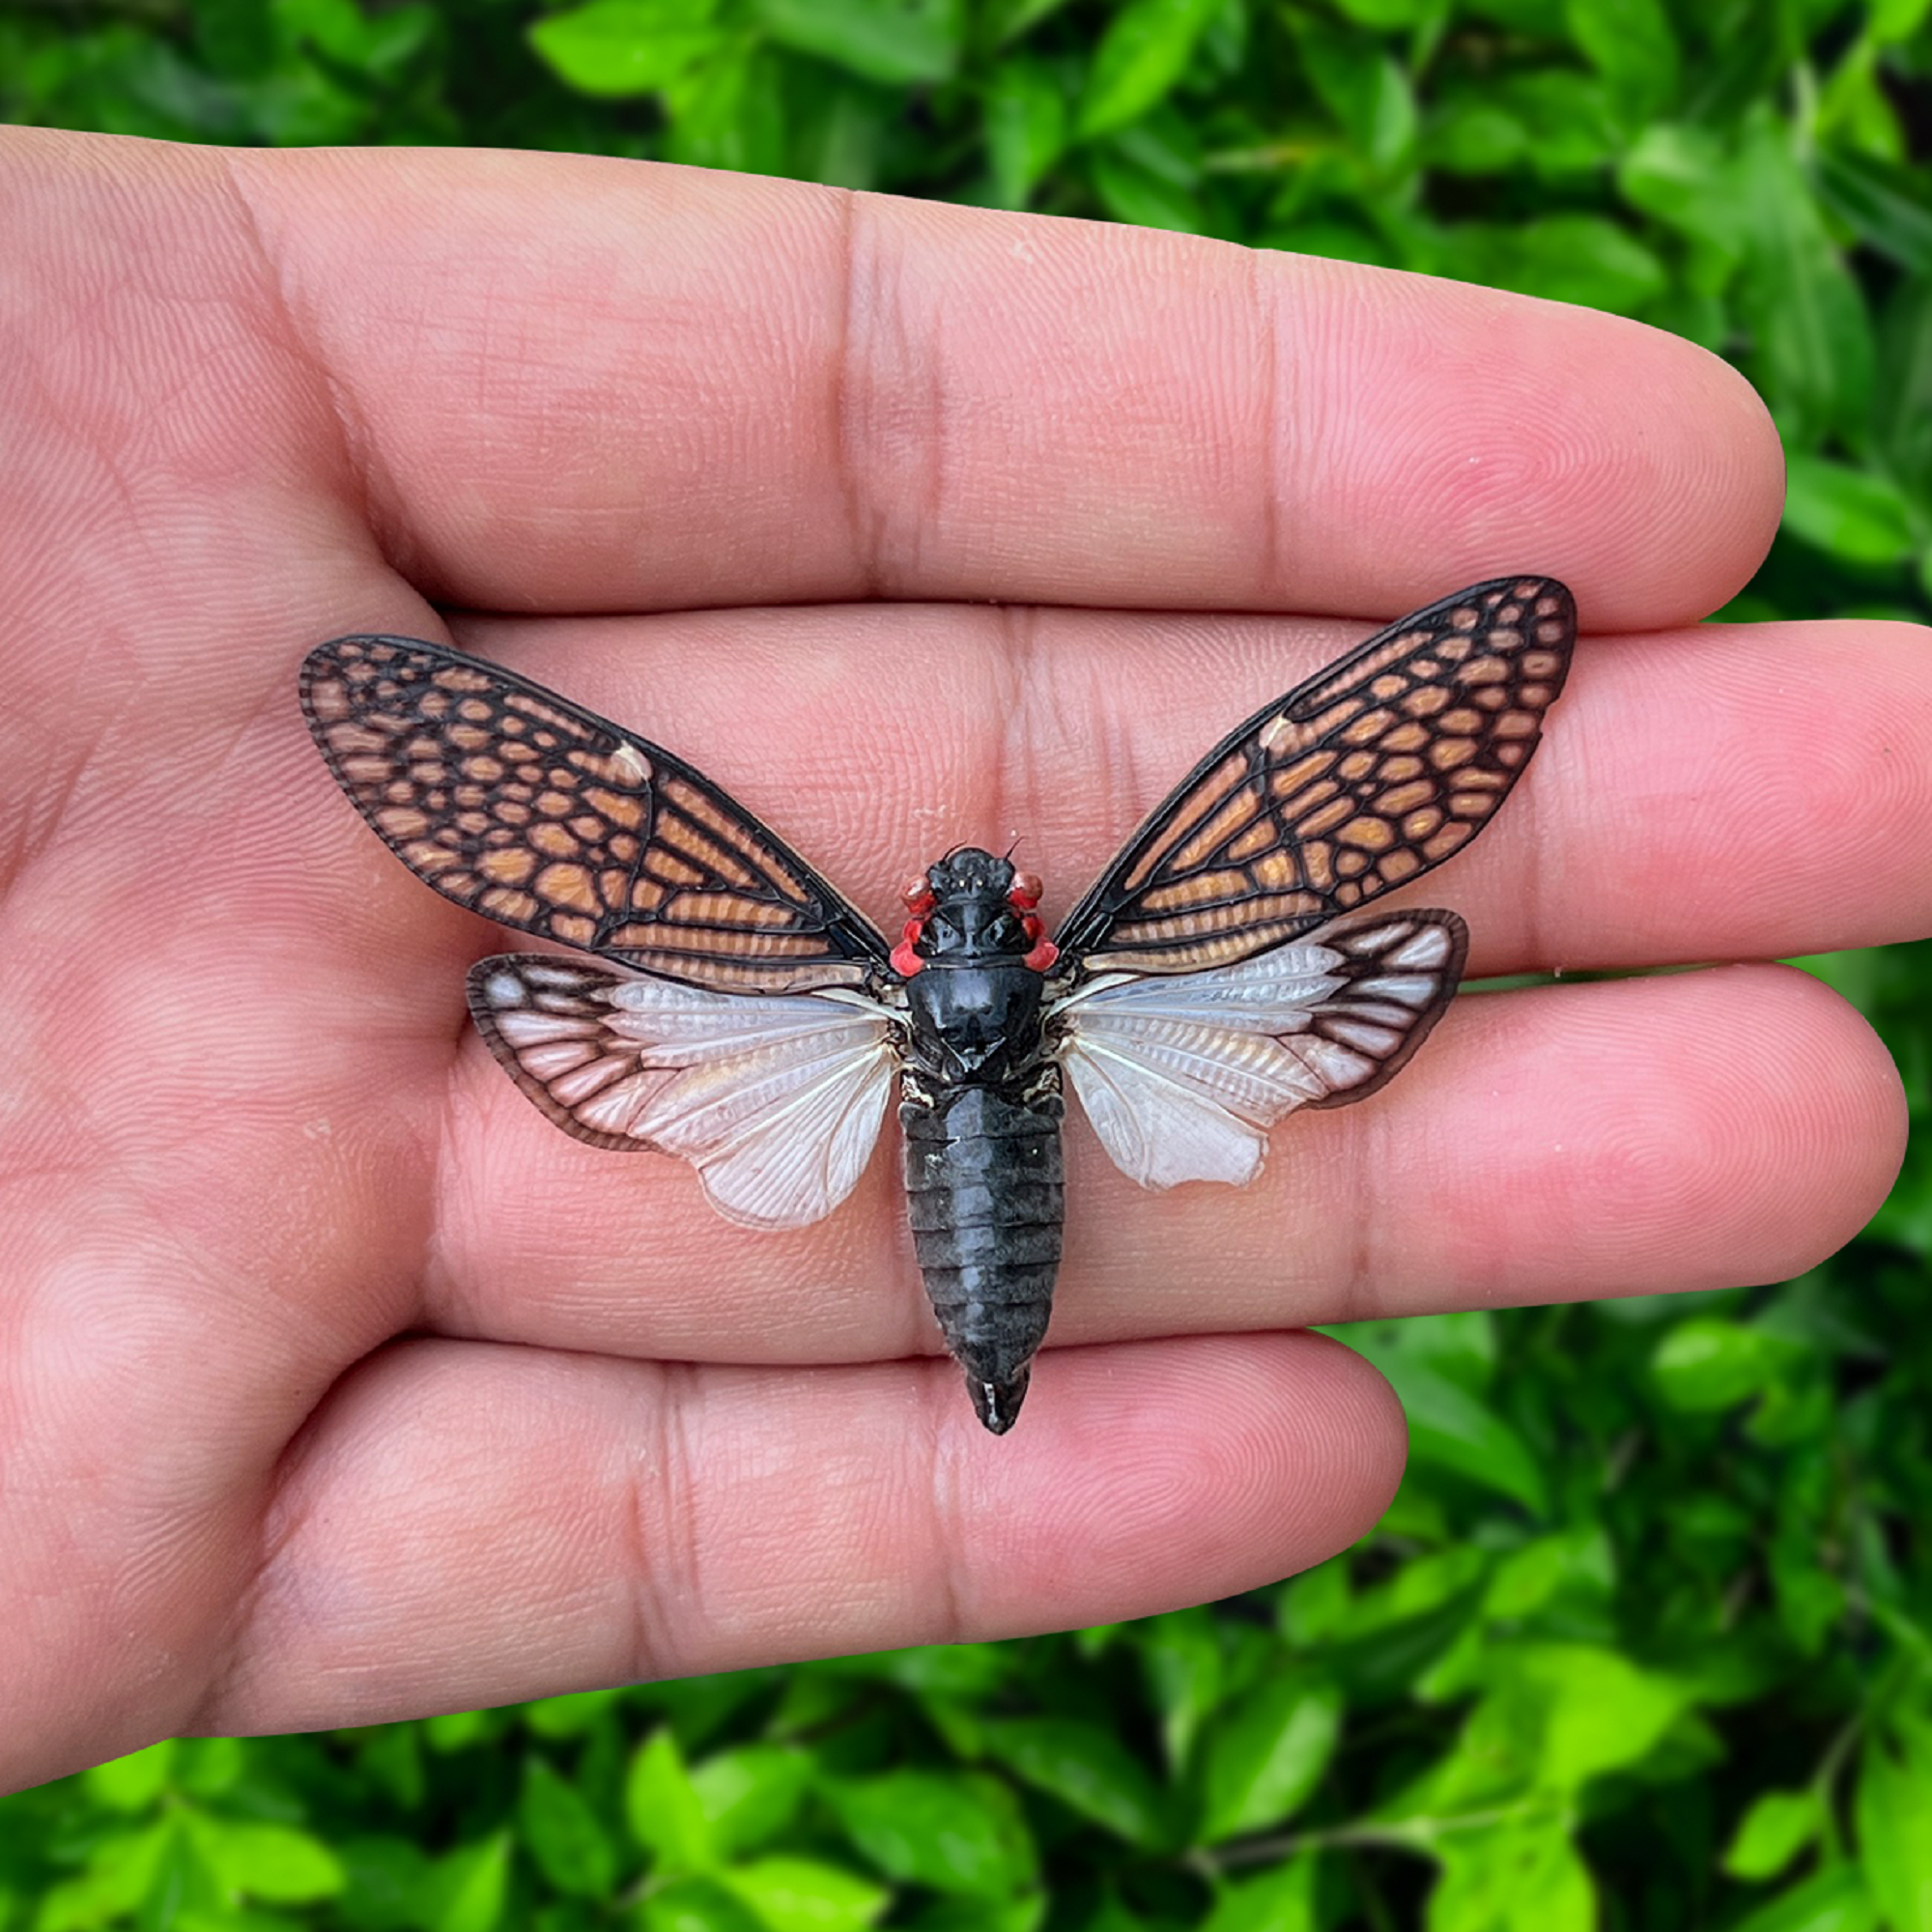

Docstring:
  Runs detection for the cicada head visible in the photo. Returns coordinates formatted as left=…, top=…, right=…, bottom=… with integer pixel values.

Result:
left=891, top=848, right=1057, bottom=978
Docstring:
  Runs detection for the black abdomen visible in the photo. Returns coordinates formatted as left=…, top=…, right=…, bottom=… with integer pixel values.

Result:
left=901, top=1077, right=1065, bottom=1434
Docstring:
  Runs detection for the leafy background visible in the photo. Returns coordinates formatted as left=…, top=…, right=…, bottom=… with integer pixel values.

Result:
left=6, top=0, right=1932, bottom=1926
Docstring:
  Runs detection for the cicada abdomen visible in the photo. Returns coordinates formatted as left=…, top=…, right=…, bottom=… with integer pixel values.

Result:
left=893, top=851, right=1066, bottom=1433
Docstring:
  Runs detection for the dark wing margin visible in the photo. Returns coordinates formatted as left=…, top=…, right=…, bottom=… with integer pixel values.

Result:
left=1054, top=577, right=1576, bottom=977
left=467, top=954, right=895, bottom=1227
left=299, top=636, right=891, bottom=995
left=1059, top=909, right=1468, bottom=1190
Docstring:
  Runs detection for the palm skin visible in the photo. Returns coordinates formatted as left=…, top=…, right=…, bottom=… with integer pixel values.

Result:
left=0, top=129, right=1916, bottom=1795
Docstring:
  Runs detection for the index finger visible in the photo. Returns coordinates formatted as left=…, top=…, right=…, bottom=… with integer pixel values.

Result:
left=17, top=132, right=1781, bottom=634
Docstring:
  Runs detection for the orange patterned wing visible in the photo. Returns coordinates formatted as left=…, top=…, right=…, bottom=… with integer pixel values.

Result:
left=1054, top=578, right=1576, bottom=977
left=300, top=637, right=891, bottom=995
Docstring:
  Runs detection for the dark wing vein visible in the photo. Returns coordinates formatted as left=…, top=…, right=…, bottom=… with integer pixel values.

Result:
left=1054, top=577, right=1576, bottom=976
left=299, top=636, right=890, bottom=995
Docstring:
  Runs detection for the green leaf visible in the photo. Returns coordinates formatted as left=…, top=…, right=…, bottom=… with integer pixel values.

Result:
left=1488, top=213, right=1666, bottom=313
left=1426, top=100, right=1529, bottom=176
left=175, top=1738, right=246, bottom=1799
left=982, top=0, right=1074, bottom=43
left=1278, top=1556, right=1351, bottom=1646
left=1734, top=110, right=1874, bottom=446
left=1369, top=1356, right=1550, bottom=1514
left=869, top=1644, right=1019, bottom=1697
left=1461, top=0, right=1566, bottom=25
left=1771, top=1530, right=1848, bottom=1654
left=984, top=56, right=1067, bottom=209
left=521, top=1757, right=619, bottom=1898
left=1318, top=1579, right=1490, bottom=1709
left=717, top=1857, right=889, bottom=1932
left=689, top=1744, right=812, bottom=1860
left=1564, top=0, right=1677, bottom=116
left=1431, top=1821, right=1595, bottom=1932
left=524, top=1688, right=627, bottom=1739
left=1493, top=69, right=1619, bottom=179
left=1410, top=1644, right=1690, bottom=1811
left=1332, top=0, right=1443, bottom=23
left=638, top=1875, right=770, bottom=1932
left=1201, top=1856, right=1319, bottom=1932
left=1815, top=149, right=1932, bottom=275
left=752, top=0, right=960, bottom=86
left=1088, top=143, right=1206, bottom=233
left=662, top=43, right=788, bottom=176
left=1875, top=277, right=1932, bottom=506
left=1872, top=0, right=1932, bottom=34
left=190, top=0, right=276, bottom=77
left=1514, top=1645, right=1690, bottom=1790
left=274, top=0, right=382, bottom=63
left=1197, top=1676, right=1342, bottom=1842
left=1725, top=1863, right=1877, bottom=1932
left=336, top=1835, right=433, bottom=1932
left=1817, top=40, right=1906, bottom=164
left=424, top=1709, right=493, bottom=1752
left=1857, top=1723, right=1932, bottom=1932
left=173, top=1911, right=306, bottom=1932
left=826, top=1771, right=1037, bottom=1896
left=533, top=1906, right=602, bottom=1932
left=782, top=71, right=886, bottom=191
left=1139, top=1606, right=1225, bottom=1768
left=1618, top=125, right=1747, bottom=265
left=1723, top=1789, right=1823, bottom=1881
left=1076, top=0, right=1221, bottom=141
left=82, top=1740, right=177, bottom=1811
left=629, top=1728, right=717, bottom=1875
left=1651, top=1316, right=1807, bottom=1411
left=34, top=1827, right=167, bottom=1932
left=412, top=1833, right=511, bottom=1932
left=1067, top=1889, right=1151, bottom=1932
left=193, top=1820, right=347, bottom=1902
left=138, top=1816, right=210, bottom=1931
left=528, top=0, right=721, bottom=99
left=903, top=1896, right=1047, bottom=1932
left=977, top=1718, right=1166, bottom=1844
left=1482, top=1529, right=1613, bottom=1622
left=1345, top=1311, right=1498, bottom=1395
left=1294, top=18, right=1416, bottom=175
left=350, top=1725, right=427, bottom=1810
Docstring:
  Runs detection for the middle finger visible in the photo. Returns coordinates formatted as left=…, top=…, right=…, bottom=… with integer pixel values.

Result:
left=406, top=603, right=1912, bottom=1354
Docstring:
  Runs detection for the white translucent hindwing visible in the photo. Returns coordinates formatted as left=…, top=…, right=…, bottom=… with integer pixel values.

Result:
left=1056, top=910, right=1467, bottom=1190
left=468, top=955, right=896, bottom=1230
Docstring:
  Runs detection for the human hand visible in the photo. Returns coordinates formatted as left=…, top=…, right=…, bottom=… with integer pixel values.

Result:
left=1, top=128, right=1912, bottom=1792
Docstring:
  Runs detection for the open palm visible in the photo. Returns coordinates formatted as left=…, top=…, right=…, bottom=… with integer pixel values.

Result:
left=1, top=130, right=1914, bottom=1794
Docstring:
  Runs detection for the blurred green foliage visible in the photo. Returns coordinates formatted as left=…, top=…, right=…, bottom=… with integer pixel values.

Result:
left=7, top=0, right=1932, bottom=1926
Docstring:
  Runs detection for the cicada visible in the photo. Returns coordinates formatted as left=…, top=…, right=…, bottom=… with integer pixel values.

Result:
left=300, top=577, right=1575, bottom=1432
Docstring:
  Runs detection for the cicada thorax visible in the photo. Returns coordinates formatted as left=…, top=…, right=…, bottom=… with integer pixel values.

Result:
left=894, top=849, right=1066, bottom=1433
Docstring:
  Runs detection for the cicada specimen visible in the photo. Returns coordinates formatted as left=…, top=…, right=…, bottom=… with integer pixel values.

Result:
left=300, top=578, right=1575, bottom=1432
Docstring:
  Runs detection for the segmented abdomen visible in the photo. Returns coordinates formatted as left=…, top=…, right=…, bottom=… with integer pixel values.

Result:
left=900, top=1078, right=1065, bottom=1434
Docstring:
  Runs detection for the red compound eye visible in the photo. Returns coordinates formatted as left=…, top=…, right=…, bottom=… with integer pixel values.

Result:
left=892, top=912, right=927, bottom=978
left=1018, top=910, right=1058, bottom=973
left=902, top=876, right=935, bottom=914
left=1009, top=869, right=1043, bottom=909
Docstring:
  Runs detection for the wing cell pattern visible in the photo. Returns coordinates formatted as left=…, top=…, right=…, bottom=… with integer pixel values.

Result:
left=1054, top=578, right=1574, bottom=976
left=300, top=636, right=888, bottom=994
left=1059, top=910, right=1467, bottom=1190
left=468, top=955, right=896, bottom=1229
